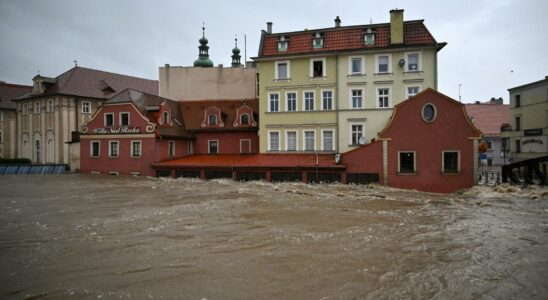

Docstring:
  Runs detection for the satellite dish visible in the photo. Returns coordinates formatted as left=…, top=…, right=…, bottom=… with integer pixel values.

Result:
left=358, top=136, right=366, bottom=145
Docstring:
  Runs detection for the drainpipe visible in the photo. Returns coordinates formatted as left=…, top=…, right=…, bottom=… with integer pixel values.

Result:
left=335, top=53, right=340, bottom=154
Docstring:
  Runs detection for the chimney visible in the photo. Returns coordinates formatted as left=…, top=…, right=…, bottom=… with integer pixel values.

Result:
left=334, top=16, right=341, bottom=27
left=266, top=22, right=272, bottom=34
left=390, top=9, right=404, bottom=45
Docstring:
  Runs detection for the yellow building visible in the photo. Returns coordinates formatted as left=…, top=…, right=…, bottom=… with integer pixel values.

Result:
left=254, top=10, right=445, bottom=154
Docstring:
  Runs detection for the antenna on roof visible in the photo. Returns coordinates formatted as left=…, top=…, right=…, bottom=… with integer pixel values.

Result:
left=370, top=17, right=373, bottom=24
left=37, top=68, right=40, bottom=75
left=74, top=60, right=78, bottom=67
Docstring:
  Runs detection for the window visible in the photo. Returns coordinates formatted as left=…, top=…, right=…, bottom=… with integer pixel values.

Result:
left=377, top=55, right=390, bottom=73
left=90, top=141, right=100, bottom=157
left=485, top=140, right=493, bottom=150
left=277, top=36, right=288, bottom=51
left=105, top=113, right=114, bottom=127
left=406, top=53, right=420, bottom=71
left=350, top=57, right=363, bottom=75
left=515, top=95, right=521, bottom=107
left=47, top=100, right=53, bottom=112
left=241, top=114, right=249, bottom=125
left=0, top=131, right=3, bottom=144
left=442, top=151, right=460, bottom=174
left=364, top=28, right=375, bottom=45
left=269, top=93, right=279, bottom=112
left=515, top=140, right=521, bottom=153
left=120, top=112, right=130, bottom=126
left=351, top=124, right=364, bottom=145
left=269, top=131, right=280, bottom=151
left=22, top=103, right=28, bottom=115
left=208, top=114, right=217, bottom=125
left=515, top=116, right=521, bottom=131
left=286, top=92, right=297, bottom=112
left=109, top=141, right=119, bottom=157
left=398, top=151, right=415, bottom=174
left=240, top=139, right=251, bottom=154
left=168, top=141, right=175, bottom=156
left=407, top=86, right=420, bottom=98
left=311, top=58, right=325, bottom=78
left=163, top=111, right=170, bottom=124
left=82, top=101, right=91, bottom=114
left=304, top=91, right=315, bottom=111
left=275, top=61, right=289, bottom=80
left=322, top=90, right=333, bottom=110
left=422, top=103, right=437, bottom=123
left=208, top=140, right=218, bottom=154
left=131, top=141, right=141, bottom=157
left=34, top=101, right=40, bottom=114
left=304, top=131, right=315, bottom=151
left=0, top=111, right=3, bottom=122
left=286, top=131, right=297, bottom=151
left=377, top=87, right=391, bottom=108
left=322, top=130, right=334, bottom=151
left=351, top=89, right=363, bottom=109
left=35, top=140, right=41, bottom=163
left=312, top=33, right=323, bottom=48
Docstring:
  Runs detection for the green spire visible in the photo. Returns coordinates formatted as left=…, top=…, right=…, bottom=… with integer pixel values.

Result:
left=231, top=37, right=241, bottom=67
left=193, top=24, right=214, bottom=68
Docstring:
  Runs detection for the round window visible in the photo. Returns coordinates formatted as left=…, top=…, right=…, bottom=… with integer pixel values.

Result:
left=422, top=103, right=437, bottom=123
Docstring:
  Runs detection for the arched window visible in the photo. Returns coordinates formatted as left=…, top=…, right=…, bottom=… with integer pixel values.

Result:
left=163, top=111, right=169, bottom=124
left=208, top=114, right=217, bottom=125
left=35, top=140, right=41, bottom=163
left=241, top=113, right=249, bottom=125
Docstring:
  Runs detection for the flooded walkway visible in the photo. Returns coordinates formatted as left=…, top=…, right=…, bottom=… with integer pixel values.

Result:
left=1, top=175, right=547, bottom=299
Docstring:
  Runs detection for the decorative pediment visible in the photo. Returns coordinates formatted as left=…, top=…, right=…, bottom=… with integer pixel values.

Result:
left=233, top=103, right=257, bottom=127
left=201, top=106, right=224, bottom=128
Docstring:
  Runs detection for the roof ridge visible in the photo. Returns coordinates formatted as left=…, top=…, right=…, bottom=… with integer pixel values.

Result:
left=75, top=66, right=158, bottom=82
left=265, top=19, right=425, bottom=36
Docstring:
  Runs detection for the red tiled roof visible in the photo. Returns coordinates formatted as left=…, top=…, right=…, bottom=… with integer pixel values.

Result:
left=17, top=67, right=158, bottom=100
left=0, top=82, right=32, bottom=109
left=152, top=153, right=344, bottom=169
left=179, top=99, right=258, bottom=130
left=465, top=103, right=510, bottom=137
left=259, top=21, right=438, bottom=57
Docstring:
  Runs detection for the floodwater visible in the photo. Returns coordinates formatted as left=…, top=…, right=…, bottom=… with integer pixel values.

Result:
left=0, top=175, right=547, bottom=300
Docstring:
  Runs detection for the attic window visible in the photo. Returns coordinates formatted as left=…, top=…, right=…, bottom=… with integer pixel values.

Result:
left=208, top=114, right=217, bottom=125
left=163, top=111, right=170, bottom=124
left=277, top=36, right=288, bottom=52
left=364, top=28, right=375, bottom=45
left=312, top=32, right=324, bottom=49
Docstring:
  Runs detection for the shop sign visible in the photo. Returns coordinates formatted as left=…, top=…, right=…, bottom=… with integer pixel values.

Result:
left=92, top=127, right=141, bottom=134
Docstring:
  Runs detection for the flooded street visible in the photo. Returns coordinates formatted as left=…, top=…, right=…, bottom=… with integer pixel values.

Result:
left=1, top=175, right=547, bottom=299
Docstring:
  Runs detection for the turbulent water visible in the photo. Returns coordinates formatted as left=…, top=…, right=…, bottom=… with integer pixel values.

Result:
left=0, top=175, right=547, bottom=299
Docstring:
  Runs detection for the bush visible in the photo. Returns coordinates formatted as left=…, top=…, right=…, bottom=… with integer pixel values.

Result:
left=0, top=158, right=32, bottom=165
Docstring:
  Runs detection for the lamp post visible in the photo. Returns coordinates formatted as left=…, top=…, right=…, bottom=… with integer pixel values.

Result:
left=458, top=83, right=462, bottom=102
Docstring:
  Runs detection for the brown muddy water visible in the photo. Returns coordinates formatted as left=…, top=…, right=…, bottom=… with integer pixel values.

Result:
left=0, top=175, right=547, bottom=299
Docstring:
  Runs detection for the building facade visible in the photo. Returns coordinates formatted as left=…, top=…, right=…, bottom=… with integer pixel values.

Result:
left=13, top=67, right=158, bottom=168
left=0, top=82, right=32, bottom=159
left=502, top=76, right=548, bottom=163
left=342, top=89, right=482, bottom=193
left=253, top=9, right=445, bottom=154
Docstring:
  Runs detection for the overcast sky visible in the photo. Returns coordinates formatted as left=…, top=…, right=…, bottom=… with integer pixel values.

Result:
left=1, top=0, right=546, bottom=103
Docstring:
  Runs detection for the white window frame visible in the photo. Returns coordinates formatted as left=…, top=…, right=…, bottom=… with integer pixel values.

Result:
left=47, top=100, right=54, bottom=112
left=303, top=90, right=315, bottom=111
left=163, top=111, right=170, bottom=125
left=34, top=101, right=40, bottom=114
left=275, top=60, right=290, bottom=80
left=398, top=151, right=416, bottom=174
left=303, top=130, right=316, bottom=151
left=168, top=140, right=176, bottom=156
left=208, top=140, right=219, bottom=154
left=285, top=91, right=297, bottom=112
left=240, top=139, right=251, bottom=153
left=268, top=130, right=280, bottom=152
left=108, top=141, right=119, bottom=157
left=442, top=150, right=461, bottom=174
left=119, top=112, right=130, bottom=126
left=321, top=89, right=334, bottom=111
left=268, top=92, right=280, bottom=112
left=348, top=56, right=365, bottom=75
left=350, top=88, right=364, bottom=109
left=375, top=54, right=392, bottom=74
left=321, top=129, right=335, bottom=151
left=405, top=52, right=422, bottom=72
left=376, top=87, right=392, bottom=109
left=285, top=130, right=298, bottom=151
left=90, top=141, right=100, bottom=157
left=240, top=113, right=250, bottom=125
left=406, top=85, right=422, bottom=98
left=349, top=123, right=365, bottom=145
left=82, top=101, right=91, bottom=114
left=131, top=140, right=142, bottom=158
left=22, top=103, right=28, bottom=115
left=310, top=58, right=326, bottom=78
left=104, top=113, right=114, bottom=127
left=208, top=114, right=217, bottom=125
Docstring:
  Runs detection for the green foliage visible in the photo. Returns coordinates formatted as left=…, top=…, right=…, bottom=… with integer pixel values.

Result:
left=0, top=158, right=32, bottom=165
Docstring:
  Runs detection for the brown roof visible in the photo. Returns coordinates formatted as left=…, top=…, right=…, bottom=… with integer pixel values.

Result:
left=106, top=89, right=189, bottom=138
left=258, top=20, right=443, bottom=58
left=179, top=99, right=258, bottom=131
left=465, top=103, right=510, bottom=137
left=17, top=67, right=158, bottom=100
left=0, top=82, right=32, bottom=109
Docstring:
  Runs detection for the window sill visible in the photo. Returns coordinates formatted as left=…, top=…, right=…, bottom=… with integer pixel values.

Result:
left=90, top=156, right=100, bottom=159
left=108, top=156, right=119, bottom=158
left=442, top=172, right=461, bottom=176
left=397, top=172, right=416, bottom=176
left=404, top=70, right=423, bottom=74
left=131, top=156, right=142, bottom=159
left=274, top=78, right=291, bottom=83
left=347, top=74, right=366, bottom=78
left=374, top=72, right=393, bottom=76
left=309, top=76, right=327, bottom=80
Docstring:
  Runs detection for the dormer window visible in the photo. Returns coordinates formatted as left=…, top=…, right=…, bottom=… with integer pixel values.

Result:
left=208, top=114, right=217, bottom=125
left=277, top=36, right=288, bottom=52
left=163, top=111, right=170, bottom=124
left=312, top=32, right=324, bottom=49
left=364, top=28, right=375, bottom=45
left=241, top=113, right=249, bottom=125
